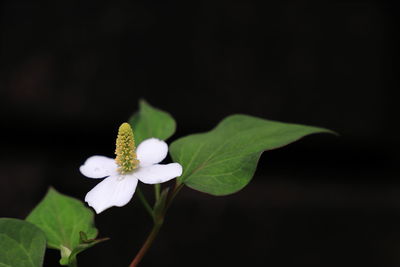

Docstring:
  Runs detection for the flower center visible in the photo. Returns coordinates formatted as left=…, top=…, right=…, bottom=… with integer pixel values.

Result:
left=115, top=122, right=140, bottom=174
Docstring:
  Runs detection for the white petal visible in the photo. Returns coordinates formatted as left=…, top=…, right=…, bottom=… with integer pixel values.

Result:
left=135, top=163, right=183, bottom=184
left=80, top=155, right=118, bottom=178
left=84, top=174, right=138, bottom=214
left=136, top=138, right=168, bottom=167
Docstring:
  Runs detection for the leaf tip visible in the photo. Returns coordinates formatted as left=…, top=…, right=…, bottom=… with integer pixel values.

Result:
left=139, top=98, right=149, bottom=107
left=47, top=186, right=58, bottom=194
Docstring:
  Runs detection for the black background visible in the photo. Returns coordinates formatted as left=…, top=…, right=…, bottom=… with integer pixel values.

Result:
left=0, top=1, right=398, bottom=266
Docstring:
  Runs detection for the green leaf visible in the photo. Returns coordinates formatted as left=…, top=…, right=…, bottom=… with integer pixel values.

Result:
left=170, top=114, right=334, bottom=195
left=59, top=232, right=109, bottom=266
left=26, top=188, right=104, bottom=265
left=128, top=99, right=176, bottom=145
left=0, top=218, right=46, bottom=267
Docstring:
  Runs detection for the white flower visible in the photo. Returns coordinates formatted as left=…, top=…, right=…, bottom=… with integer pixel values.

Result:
left=80, top=138, right=182, bottom=214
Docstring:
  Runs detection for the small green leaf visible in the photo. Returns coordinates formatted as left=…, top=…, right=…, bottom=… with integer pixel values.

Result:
left=170, top=114, right=334, bottom=195
left=59, top=245, right=72, bottom=265
left=26, top=188, right=103, bottom=265
left=0, top=218, right=46, bottom=267
left=129, top=99, right=176, bottom=144
left=60, top=233, right=109, bottom=266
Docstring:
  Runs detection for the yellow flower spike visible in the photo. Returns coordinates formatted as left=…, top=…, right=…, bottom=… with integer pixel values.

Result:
left=115, top=122, right=140, bottom=174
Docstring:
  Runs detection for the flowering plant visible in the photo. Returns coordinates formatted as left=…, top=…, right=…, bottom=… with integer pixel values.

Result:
left=0, top=100, right=333, bottom=266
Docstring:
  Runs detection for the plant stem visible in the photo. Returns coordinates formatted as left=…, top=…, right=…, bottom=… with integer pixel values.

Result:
left=165, top=182, right=184, bottom=211
left=68, top=258, right=78, bottom=267
left=129, top=222, right=163, bottom=267
left=136, top=187, right=154, bottom=219
left=154, top=184, right=161, bottom=201
left=129, top=182, right=183, bottom=266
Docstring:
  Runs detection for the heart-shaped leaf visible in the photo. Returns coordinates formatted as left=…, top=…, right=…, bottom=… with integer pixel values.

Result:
left=129, top=99, right=176, bottom=144
left=26, top=188, right=104, bottom=265
left=170, top=114, right=334, bottom=195
left=0, top=218, right=46, bottom=267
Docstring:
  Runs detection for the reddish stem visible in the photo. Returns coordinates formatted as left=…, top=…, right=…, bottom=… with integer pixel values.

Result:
left=129, top=222, right=162, bottom=267
left=129, top=182, right=183, bottom=266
